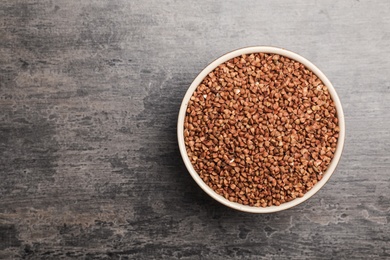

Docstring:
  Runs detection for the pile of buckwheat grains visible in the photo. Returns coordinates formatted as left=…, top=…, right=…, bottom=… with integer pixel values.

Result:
left=184, top=53, right=339, bottom=207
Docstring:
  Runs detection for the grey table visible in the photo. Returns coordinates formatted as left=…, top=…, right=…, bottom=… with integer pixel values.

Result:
left=1, top=0, right=389, bottom=259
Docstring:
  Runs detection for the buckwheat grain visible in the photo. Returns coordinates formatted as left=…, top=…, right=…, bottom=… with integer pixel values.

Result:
left=184, top=53, right=339, bottom=207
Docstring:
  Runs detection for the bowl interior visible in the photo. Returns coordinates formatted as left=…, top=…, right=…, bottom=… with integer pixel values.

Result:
left=177, top=46, right=345, bottom=213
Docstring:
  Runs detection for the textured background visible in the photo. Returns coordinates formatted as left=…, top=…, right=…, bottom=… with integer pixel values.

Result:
left=0, top=0, right=389, bottom=259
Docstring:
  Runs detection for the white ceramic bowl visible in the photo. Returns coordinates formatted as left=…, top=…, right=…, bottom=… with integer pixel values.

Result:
left=177, top=46, right=345, bottom=213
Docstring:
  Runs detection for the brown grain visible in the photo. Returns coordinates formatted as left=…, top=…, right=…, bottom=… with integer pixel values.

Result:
left=184, top=53, right=339, bottom=207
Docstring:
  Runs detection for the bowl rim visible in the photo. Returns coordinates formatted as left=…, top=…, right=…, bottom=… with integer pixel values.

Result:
left=177, top=46, right=345, bottom=213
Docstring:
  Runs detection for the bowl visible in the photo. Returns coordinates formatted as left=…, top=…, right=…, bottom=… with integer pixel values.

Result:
left=177, top=46, right=345, bottom=213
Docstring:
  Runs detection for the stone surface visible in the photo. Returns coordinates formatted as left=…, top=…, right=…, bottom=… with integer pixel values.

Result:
left=0, top=0, right=389, bottom=259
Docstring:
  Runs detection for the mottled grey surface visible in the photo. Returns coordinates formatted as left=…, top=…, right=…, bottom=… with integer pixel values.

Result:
left=0, top=0, right=389, bottom=259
